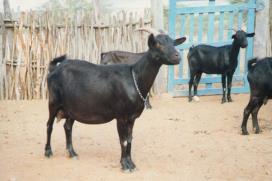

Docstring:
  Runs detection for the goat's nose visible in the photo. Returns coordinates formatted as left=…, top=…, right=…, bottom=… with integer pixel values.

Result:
left=174, top=52, right=180, bottom=58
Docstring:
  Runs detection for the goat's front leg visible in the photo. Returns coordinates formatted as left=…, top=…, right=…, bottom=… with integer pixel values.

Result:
left=64, top=118, right=78, bottom=158
left=117, top=118, right=136, bottom=171
left=241, top=97, right=257, bottom=135
left=227, top=72, right=234, bottom=102
left=221, top=74, right=227, bottom=103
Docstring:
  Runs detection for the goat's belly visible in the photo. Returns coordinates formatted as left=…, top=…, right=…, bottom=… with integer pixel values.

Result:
left=202, top=68, right=233, bottom=75
left=203, top=70, right=222, bottom=74
left=76, top=118, right=113, bottom=124
left=68, top=112, right=115, bottom=124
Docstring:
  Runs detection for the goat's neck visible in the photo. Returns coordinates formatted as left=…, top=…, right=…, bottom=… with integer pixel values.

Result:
left=230, top=41, right=241, bottom=62
left=132, top=52, right=162, bottom=97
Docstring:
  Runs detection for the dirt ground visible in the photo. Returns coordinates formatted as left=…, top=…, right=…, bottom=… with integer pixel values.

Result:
left=0, top=94, right=272, bottom=181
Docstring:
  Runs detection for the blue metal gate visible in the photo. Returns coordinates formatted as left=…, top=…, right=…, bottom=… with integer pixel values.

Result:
left=168, top=0, right=257, bottom=97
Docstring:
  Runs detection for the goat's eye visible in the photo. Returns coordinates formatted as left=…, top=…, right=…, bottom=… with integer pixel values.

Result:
left=161, top=46, right=166, bottom=51
left=156, top=43, right=162, bottom=48
left=157, top=43, right=165, bottom=51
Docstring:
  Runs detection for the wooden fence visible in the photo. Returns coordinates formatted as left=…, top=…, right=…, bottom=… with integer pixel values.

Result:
left=0, top=10, right=152, bottom=100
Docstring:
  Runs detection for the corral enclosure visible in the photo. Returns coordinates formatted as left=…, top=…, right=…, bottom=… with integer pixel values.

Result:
left=0, top=8, right=152, bottom=100
left=0, top=0, right=272, bottom=180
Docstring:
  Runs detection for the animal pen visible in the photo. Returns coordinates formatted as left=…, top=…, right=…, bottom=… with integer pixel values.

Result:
left=0, top=9, right=152, bottom=100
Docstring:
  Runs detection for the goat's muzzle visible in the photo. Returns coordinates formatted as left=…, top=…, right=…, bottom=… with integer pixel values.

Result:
left=171, top=52, right=181, bottom=64
left=241, top=43, right=248, bottom=48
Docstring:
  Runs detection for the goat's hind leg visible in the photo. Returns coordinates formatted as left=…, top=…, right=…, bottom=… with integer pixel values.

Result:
left=241, top=97, right=257, bottom=135
left=251, top=99, right=263, bottom=134
left=45, top=104, right=58, bottom=157
left=64, top=118, right=78, bottom=158
left=193, top=73, right=202, bottom=101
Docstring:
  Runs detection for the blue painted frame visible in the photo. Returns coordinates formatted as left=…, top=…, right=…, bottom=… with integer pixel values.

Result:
left=168, top=0, right=257, bottom=97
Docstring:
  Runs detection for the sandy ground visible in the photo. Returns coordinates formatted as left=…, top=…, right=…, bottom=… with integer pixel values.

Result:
left=0, top=94, right=272, bottom=181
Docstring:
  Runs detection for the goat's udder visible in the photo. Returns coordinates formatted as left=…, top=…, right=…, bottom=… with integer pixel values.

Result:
left=56, top=110, right=65, bottom=123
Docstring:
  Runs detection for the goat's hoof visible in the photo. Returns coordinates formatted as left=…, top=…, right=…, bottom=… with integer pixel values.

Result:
left=221, top=98, right=227, bottom=104
left=255, top=128, right=261, bottom=134
left=67, top=149, right=78, bottom=158
left=121, top=157, right=136, bottom=172
left=227, top=97, right=233, bottom=102
left=241, top=129, right=249, bottom=135
left=45, top=149, right=53, bottom=158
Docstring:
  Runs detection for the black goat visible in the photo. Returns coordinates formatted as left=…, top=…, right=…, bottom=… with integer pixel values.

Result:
left=188, top=30, right=255, bottom=103
left=100, top=51, right=153, bottom=109
left=241, top=57, right=272, bottom=135
left=45, top=31, right=186, bottom=171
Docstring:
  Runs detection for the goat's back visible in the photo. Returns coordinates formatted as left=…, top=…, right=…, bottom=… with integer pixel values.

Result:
left=247, top=57, right=272, bottom=97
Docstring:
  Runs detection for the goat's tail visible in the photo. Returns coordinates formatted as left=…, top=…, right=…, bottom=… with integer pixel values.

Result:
left=247, top=57, right=258, bottom=71
left=187, top=45, right=195, bottom=60
left=49, top=55, right=66, bottom=73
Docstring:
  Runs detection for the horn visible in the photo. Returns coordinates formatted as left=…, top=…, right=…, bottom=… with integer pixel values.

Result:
left=134, top=27, right=161, bottom=36
left=158, top=29, right=166, bottom=34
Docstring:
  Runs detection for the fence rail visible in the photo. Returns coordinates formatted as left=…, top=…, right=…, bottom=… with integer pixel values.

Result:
left=0, top=10, right=152, bottom=100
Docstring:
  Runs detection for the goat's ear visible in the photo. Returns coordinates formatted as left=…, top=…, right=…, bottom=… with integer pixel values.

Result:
left=246, top=33, right=255, bottom=37
left=232, top=34, right=236, bottom=39
left=174, top=37, right=186, bottom=46
left=148, top=34, right=157, bottom=48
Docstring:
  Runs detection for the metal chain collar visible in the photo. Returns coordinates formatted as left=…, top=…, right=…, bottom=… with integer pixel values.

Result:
left=131, top=68, right=149, bottom=105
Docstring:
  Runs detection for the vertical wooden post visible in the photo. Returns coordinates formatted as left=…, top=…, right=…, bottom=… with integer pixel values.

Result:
left=205, top=0, right=215, bottom=89
left=254, top=0, right=271, bottom=58
left=93, top=0, right=101, bottom=25
left=0, top=13, right=4, bottom=99
left=167, top=0, right=176, bottom=94
left=151, top=0, right=165, bottom=94
left=4, top=0, right=12, bottom=20
left=270, top=1, right=272, bottom=43
left=2, top=0, right=13, bottom=99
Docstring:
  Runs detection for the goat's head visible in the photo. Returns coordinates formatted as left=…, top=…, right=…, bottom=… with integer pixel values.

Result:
left=232, top=30, right=255, bottom=48
left=137, top=28, right=186, bottom=65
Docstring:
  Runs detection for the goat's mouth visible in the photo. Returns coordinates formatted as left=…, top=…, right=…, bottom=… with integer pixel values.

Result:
left=170, top=57, right=181, bottom=65
left=241, top=44, right=248, bottom=48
